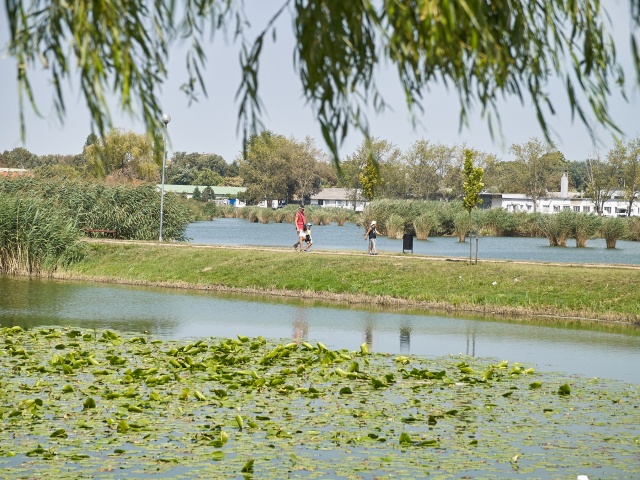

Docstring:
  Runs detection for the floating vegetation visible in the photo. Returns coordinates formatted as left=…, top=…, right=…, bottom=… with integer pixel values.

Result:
left=0, top=326, right=638, bottom=478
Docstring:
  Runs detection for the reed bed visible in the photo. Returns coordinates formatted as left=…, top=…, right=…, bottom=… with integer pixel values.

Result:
left=0, top=194, right=86, bottom=275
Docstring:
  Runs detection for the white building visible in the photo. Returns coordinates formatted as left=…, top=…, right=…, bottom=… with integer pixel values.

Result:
left=483, top=174, right=635, bottom=217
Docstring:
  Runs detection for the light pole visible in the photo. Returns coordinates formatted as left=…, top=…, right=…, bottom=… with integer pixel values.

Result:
left=159, top=113, right=171, bottom=242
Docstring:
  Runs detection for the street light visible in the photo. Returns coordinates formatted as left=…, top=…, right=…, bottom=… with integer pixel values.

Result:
left=159, top=113, right=171, bottom=242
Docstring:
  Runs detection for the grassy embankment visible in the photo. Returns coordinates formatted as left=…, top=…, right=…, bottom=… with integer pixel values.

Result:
left=59, top=241, right=640, bottom=325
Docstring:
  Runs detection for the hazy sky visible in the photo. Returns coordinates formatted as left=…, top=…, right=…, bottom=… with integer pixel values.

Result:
left=1, top=1, right=639, bottom=163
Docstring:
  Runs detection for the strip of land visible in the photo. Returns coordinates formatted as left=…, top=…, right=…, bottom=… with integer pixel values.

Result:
left=50, top=240, right=640, bottom=326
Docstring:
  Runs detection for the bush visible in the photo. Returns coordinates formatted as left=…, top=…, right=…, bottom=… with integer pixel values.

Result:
left=600, top=217, right=628, bottom=249
left=0, top=194, right=86, bottom=275
left=573, top=213, right=601, bottom=247
left=413, top=212, right=439, bottom=240
left=453, top=212, right=472, bottom=242
left=537, top=210, right=574, bottom=246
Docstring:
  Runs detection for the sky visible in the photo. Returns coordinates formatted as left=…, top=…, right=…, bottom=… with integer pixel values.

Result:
left=1, top=1, right=639, bottom=164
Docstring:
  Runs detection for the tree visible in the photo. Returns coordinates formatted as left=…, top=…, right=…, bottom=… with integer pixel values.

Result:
left=289, top=136, right=325, bottom=202
left=84, top=129, right=156, bottom=180
left=238, top=131, right=289, bottom=205
left=608, top=136, right=640, bottom=214
left=509, top=138, right=565, bottom=213
left=462, top=149, right=484, bottom=263
left=359, top=154, right=383, bottom=202
left=5, top=1, right=638, bottom=161
left=404, top=141, right=449, bottom=200
left=585, top=152, right=619, bottom=215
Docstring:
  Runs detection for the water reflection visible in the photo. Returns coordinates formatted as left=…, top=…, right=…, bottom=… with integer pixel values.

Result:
left=1, top=275, right=640, bottom=384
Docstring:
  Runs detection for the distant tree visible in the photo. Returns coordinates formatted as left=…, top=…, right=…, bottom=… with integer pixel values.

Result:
left=585, top=152, right=619, bottom=215
left=195, top=169, right=223, bottom=187
left=359, top=154, right=382, bottom=202
left=608, top=136, right=640, bottom=214
left=201, top=186, right=215, bottom=202
left=84, top=129, right=156, bottom=181
left=566, top=160, right=590, bottom=193
left=1, top=147, right=38, bottom=168
left=510, top=138, right=565, bottom=213
left=238, top=131, right=289, bottom=205
left=403, top=140, right=445, bottom=200
left=289, top=136, right=325, bottom=202
left=84, top=133, right=98, bottom=148
left=192, top=186, right=202, bottom=201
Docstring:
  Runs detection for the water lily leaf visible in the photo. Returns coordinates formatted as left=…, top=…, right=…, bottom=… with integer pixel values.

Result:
left=241, top=459, right=254, bottom=473
left=399, top=432, right=413, bottom=444
left=117, top=420, right=130, bottom=433
left=236, top=414, right=244, bottom=430
left=82, top=397, right=96, bottom=410
left=339, top=386, right=352, bottom=395
left=529, top=382, right=542, bottom=389
left=558, top=383, right=571, bottom=395
left=360, top=343, right=369, bottom=355
left=211, top=451, right=225, bottom=461
left=50, top=429, right=67, bottom=438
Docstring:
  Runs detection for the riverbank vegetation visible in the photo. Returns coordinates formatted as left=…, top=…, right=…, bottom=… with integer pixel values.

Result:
left=61, top=242, right=640, bottom=324
left=1, top=325, right=638, bottom=478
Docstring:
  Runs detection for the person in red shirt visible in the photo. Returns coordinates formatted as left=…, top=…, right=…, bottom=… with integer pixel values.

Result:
left=293, top=205, right=306, bottom=252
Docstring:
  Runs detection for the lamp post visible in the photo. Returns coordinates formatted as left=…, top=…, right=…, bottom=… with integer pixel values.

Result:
left=159, top=113, right=171, bottom=242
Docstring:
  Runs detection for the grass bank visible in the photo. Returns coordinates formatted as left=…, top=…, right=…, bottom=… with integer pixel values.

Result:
left=57, top=241, right=640, bottom=325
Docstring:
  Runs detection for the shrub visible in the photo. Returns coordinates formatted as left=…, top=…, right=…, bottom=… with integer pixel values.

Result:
left=573, top=213, right=601, bottom=247
left=256, top=208, right=272, bottom=224
left=413, top=212, right=439, bottom=240
left=600, top=217, right=628, bottom=248
left=537, top=210, right=575, bottom=246
left=453, top=212, right=471, bottom=242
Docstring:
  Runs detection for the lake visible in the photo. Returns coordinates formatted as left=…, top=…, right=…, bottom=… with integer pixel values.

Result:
left=2, top=275, right=639, bottom=384
left=185, top=217, right=640, bottom=265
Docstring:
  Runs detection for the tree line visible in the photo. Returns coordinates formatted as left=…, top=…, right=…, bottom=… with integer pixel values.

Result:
left=2, top=130, right=640, bottom=213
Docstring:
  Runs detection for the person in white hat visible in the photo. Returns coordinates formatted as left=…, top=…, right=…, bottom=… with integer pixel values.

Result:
left=364, top=220, right=378, bottom=255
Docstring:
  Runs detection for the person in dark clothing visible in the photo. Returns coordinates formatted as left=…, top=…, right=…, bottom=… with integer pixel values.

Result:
left=364, top=220, right=378, bottom=255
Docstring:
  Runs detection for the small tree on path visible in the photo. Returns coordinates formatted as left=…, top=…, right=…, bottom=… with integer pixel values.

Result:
left=462, top=149, right=484, bottom=263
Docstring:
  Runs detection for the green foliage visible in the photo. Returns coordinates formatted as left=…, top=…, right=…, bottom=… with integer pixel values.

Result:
left=600, top=217, right=628, bottom=248
left=84, top=129, right=156, bottom=180
left=0, top=177, right=191, bottom=241
left=573, top=213, right=602, bottom=247
left=412, top=212, right=440, bottom=240
left=7, top=2, right=634, bottom=163
left=537, top=210, right=575, bottom=246
left=384, top=213, right=406, bottom=239
left=0, top=194, right=86, bottom=274
left=359, top=151, right=384, bottom=201
left=462, top=149, right=484, bottom=214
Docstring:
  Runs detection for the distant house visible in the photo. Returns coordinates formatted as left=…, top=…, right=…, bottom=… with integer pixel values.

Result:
left=156, top=184, right=247, bottom=206
left=310, top=187, right=366, bottom=211
left=0, top=168, right=28, bottom=177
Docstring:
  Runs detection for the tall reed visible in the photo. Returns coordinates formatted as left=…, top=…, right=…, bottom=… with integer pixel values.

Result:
left=0, top=194, right=86, bottom=275
left=413, top=212, right=439, bottom=240
left=600, top=217, right=628, bottom=248
left=573, top=213, right=601, bottom=247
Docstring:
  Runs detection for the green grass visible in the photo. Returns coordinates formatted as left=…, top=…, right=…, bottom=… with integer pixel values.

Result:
left=61, top=242, right=640, bottom=324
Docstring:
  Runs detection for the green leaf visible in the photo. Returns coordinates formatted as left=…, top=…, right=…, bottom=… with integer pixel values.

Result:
left=83, top=397, right=96, bottom=410
left=558, top=383, right=571, bottom=395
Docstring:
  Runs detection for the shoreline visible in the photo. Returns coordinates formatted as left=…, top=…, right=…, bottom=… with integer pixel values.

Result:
left=45, top=239, right=640, bottom=326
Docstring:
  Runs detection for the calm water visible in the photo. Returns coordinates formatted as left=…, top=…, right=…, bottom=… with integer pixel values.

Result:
left=2, top=275, right=639, bottom=384
left=185, top=218, right=640, bottom=265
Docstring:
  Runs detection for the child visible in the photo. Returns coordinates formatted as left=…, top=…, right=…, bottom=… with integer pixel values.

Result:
left=303, top=223, right=313, bottom=252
